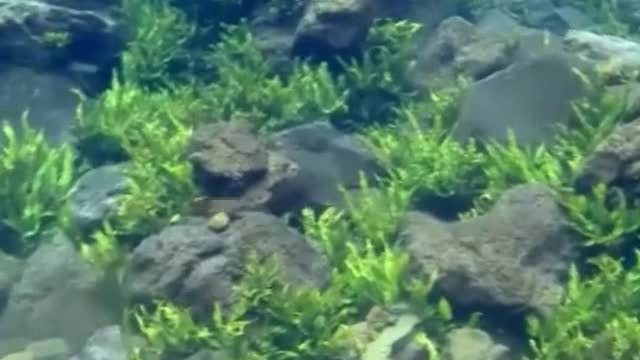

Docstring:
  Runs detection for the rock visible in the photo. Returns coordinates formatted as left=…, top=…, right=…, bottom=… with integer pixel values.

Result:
left=0, top=234, right=122, bottom=350
left=564, top=30, right=640, bottom=83
left=188, top=121, right=269, bottom=197
left=292, top=0, right=378, bottom=59
left=0, top=339, right=30, bottom=359
left=0, top=251, right=24, bottom=312
left=521, top=0, right=574, bottom=34
left=267, top=120, right=384, bottom=211
left=0, top=66, right=82, bottom=143
left=24, top=338, right=71, bottom=360
left=72, top=326, right=130, bottom=360
left=399, top=183, right=577, bottom=316
left=0, top=0, right=124, bottom=70
left=444, top=328, right=511, bottom=360
left=453, top=34, right=519, bottom=80
left=1, top=352, right=33, bottom=360
left=207, top=212, right=230, bottom=232
left=123, top=212, right=329, bottom=319
left=453, top=53, right=585, bottom=146
left=574, top=118, right=640, bottom=194
left=363, top=313, right=421, bottom=360
left=188, top=121, right=299, bottom=215
left=69, top=164, right=128, bottom=234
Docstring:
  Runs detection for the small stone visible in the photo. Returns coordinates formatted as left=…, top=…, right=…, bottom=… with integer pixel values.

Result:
left=208, top=212, right=230, bottom=232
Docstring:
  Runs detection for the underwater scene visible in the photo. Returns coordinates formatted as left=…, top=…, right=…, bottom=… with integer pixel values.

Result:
left=2, top=0, right=640, bottom=359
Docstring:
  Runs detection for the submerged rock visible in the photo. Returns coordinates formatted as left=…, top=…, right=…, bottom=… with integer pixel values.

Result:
left=399, top=183, right=577, bottom=316
left=123, top=212, right=329, bottom=319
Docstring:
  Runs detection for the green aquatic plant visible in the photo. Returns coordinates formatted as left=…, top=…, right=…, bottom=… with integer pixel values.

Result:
left=0, top=115, right=75, bottom=254
left=113, top=109, right=196, bottom=238
left=365, top=90, right=485, bottom=199
left=120, top=0, right=195, bottom=87
left=131, top=253, right=355, bottom=359
left=79, top=221, right=129, bottom=282
left=562, top=184, right=640, bottom=247
left=203, top=23, right=345, bottom=131
left=332, top=18, right=422, bottom=130
left=527, top=253, right=640, bottom=359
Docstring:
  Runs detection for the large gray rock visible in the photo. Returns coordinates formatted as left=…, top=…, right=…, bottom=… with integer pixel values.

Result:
left=0, top=234, right=122, bottom=350
left=399, top=183, right=577, bottom=316
left=123, top=212, right=330, bottom=319
left=453, top=53, right=585, bottom=146
left=292, top=0, right=378, bottom=58
left=188, top=120, right=299, bottom=215
left=267, top=121, right=384, bottom=211
left=0, top=0, right=124, bottom=69
left=69, top=164, right=128, bottom=234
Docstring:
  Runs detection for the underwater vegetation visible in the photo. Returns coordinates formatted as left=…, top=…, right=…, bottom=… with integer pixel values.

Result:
left=3, top=0, right=640, bottom=359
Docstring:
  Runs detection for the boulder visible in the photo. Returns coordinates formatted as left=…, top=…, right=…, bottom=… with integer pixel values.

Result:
left=399, top=183, right=577, bottom=316
left=123, top=212, right=330, bottom=319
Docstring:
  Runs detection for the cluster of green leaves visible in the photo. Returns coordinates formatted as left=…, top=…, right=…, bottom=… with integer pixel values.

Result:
left=130, top=253, right=355, bottom=360
left=331, top=19, right=423, bottom=130
left=202, top=23, right=345, bottom=131
left=120, top=0, right=196, bottom=87
left=365, top=86, right=486, bottom=200
left=527, top=253, right=640, bottom=359
left=77, top=0, right=202, bottom=272
left=0, top=115, right=75, bottom=255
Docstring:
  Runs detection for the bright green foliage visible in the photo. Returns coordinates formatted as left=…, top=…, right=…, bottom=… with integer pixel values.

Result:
left=340, top=174, right=412, bottom=251
left=203, top=23, right=346, bottom=131
left=481, top=131, right=568, bottom=200
left=527, top=253, right=640, bottom=359
left=113, top=109, right=196, bottom=237
left=301, top=207, right=351, bottom=268
left=80, top=222, right=128, bottom=282
left=74, top=79, right=203, bottom=154
left=74, top=79, right=199, bottom=238
left=562, top=184, right=640, bottom=246
left=132, top=254, right=355, bottom=359
left=332, top=19, right=422, bottom=129
left=120, top=0, right=196, bottom=87
left=0, top=116, right=75, bottom=254
left=554, top=68, right=628, bottom=169
left=366, top=92, right=485, bottom=199
left=339, top=241, right=410, bottom=308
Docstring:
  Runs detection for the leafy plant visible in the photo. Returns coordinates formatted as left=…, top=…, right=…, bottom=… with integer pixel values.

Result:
left=527, top=253, right=640, bottom=359
left=79, top=221, right=129, bottom=282
left=365, top=91, right=485, bottom=199
left=561, top=184, right=640, bottom=247
left=203, top=23, right=345, bottom=131
left=331, top=19, right=423, bottom=130
left=131, top=253, right=355, bottom=360
left=0, top=115, right=75, bottom=255
left=120, top=0, right=196, bottom=87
